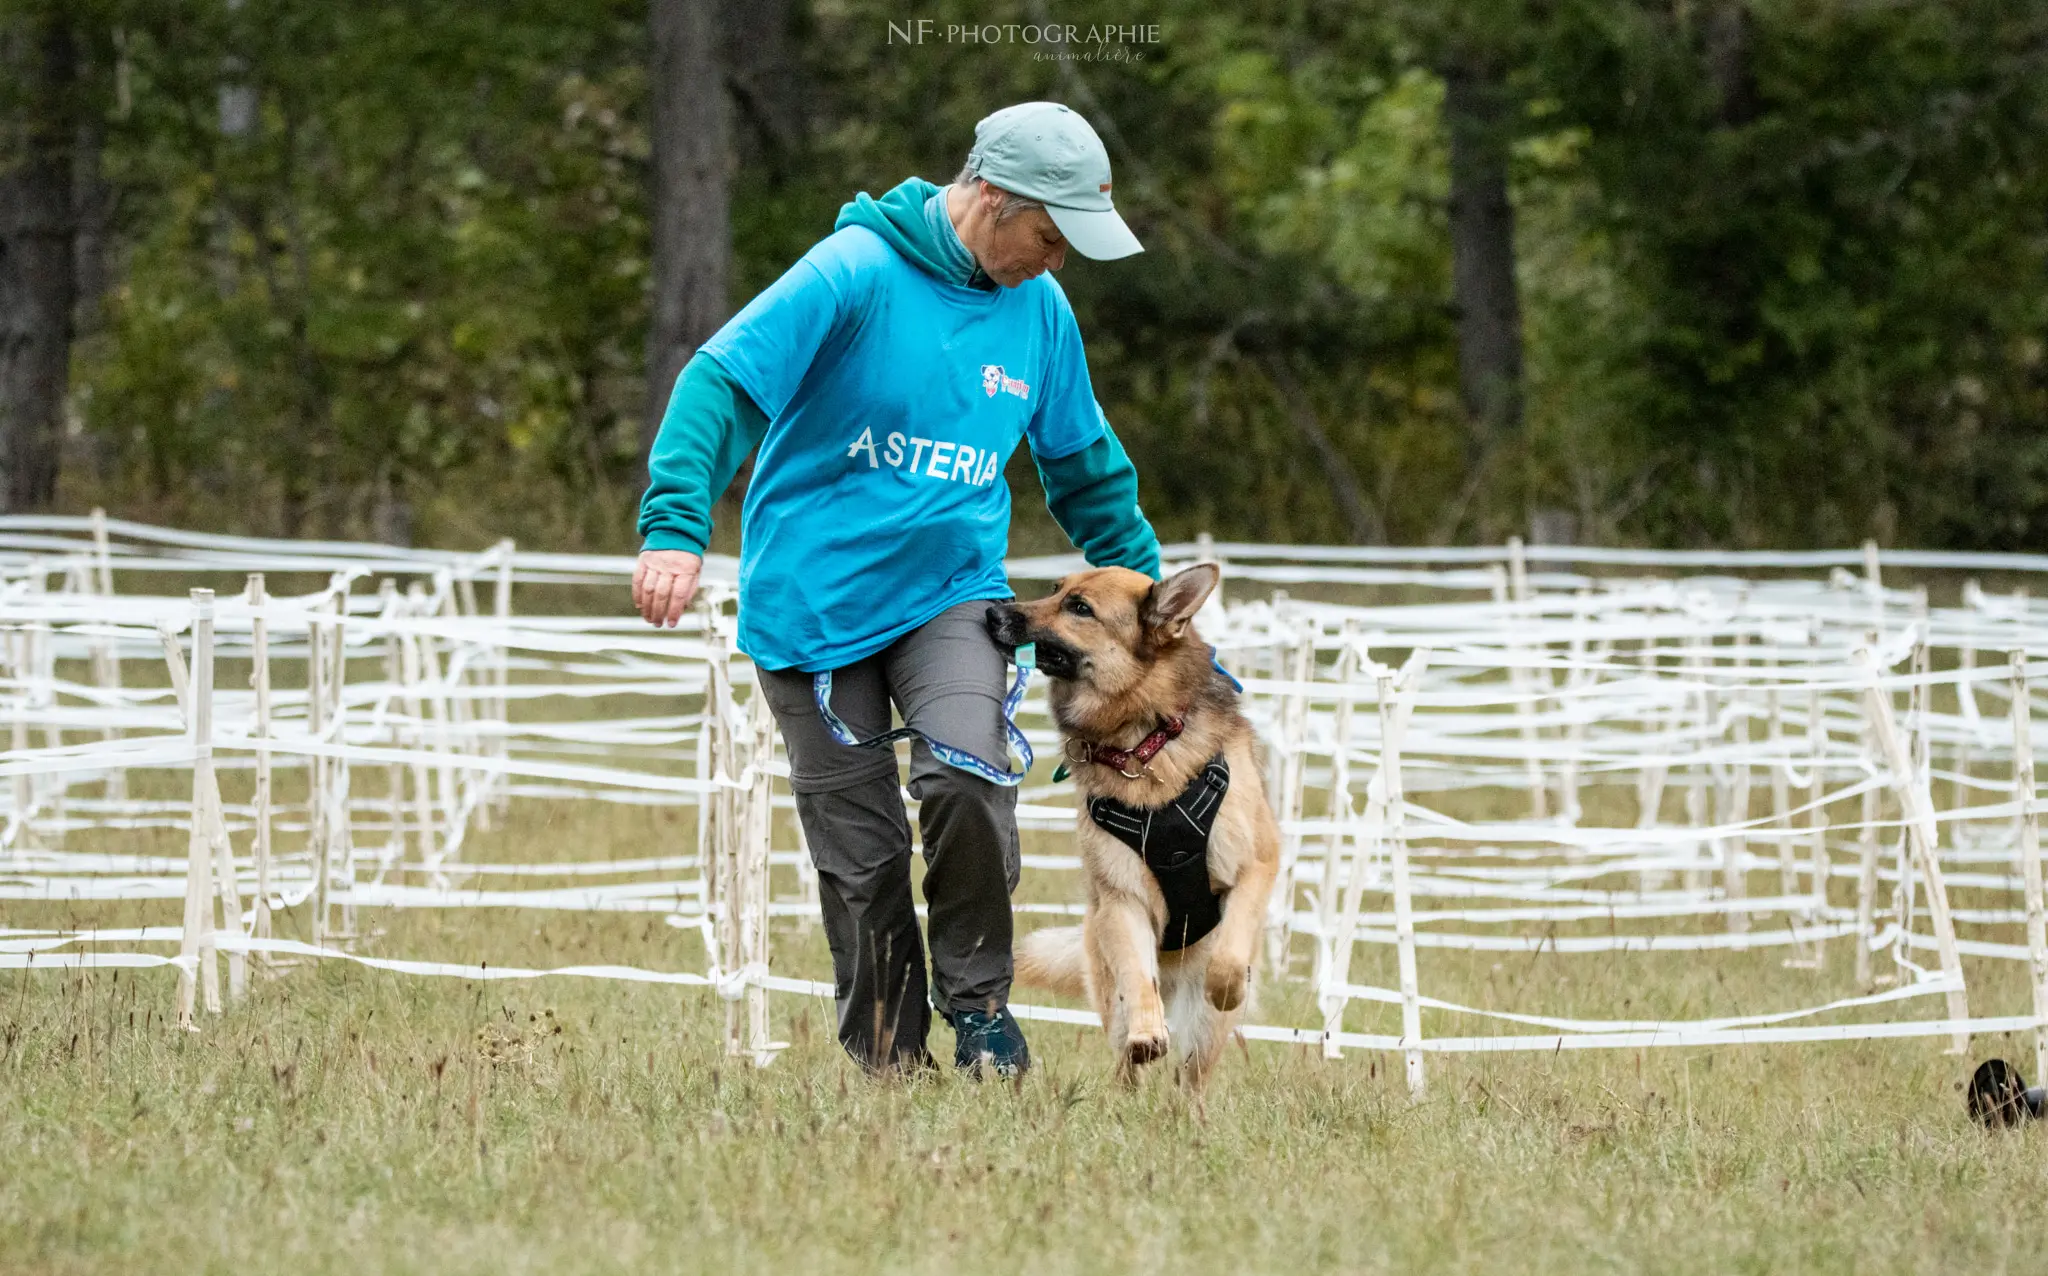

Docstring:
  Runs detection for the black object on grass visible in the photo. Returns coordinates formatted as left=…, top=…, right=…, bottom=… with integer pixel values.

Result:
left=1968, top=1059, right=2047, bottom=1128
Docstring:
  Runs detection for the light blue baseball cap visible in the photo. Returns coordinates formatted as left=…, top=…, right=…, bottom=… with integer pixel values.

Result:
left=965, top=102, right=1143, bottom=260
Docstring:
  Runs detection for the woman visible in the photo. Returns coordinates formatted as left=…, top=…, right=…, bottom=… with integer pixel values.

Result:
left=633, top=102, right=1159, bottom=1077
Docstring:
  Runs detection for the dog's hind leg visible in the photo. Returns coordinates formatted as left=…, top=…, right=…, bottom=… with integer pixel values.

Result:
left=1087, top=895, right=1168, bottom=1076
left=1163, top=963, right=1231, bottom=1097
left=1177, top=1006, right=1239, bottom=1096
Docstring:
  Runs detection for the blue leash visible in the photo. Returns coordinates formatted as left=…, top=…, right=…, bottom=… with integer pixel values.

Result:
left=813, top=643, right=1240, bottom=787
left=812, top=643, right=1037, bottom=787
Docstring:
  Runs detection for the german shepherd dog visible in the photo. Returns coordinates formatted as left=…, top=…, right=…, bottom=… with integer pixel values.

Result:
left=987, top=564, right=1280, bottom=1091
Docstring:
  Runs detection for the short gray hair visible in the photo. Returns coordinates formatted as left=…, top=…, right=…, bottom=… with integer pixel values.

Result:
left=953, top=164, right=1045, bottom=224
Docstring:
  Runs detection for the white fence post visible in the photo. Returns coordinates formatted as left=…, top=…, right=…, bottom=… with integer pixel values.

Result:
left=250, top=574, right=274, bottom=958
left=2011, top=649, right=2047, bottom=1081
left=396, top=587, right=438, bottom=878
left=1500, top=546, right=1548, bottom=819
left=328, top=582, right=355, bottom=939
left=1266, top=627, right=1314, bottom=971
left=1724, top=631, right=1752, bottom=933
left=699, top=594, right=744, bottom=1059
left=1854, top=627, right=1884, bottom=986
left=8, top=622, right=27, bottom=859
left=1858, top=646, right=1970, bottom=1052
left=1379, top=655, right=1429, bottom=1099
left=744, top=688, right=776, bottom=1066
left=90, top=509, right=126, bottom=804
left=173, top=590, right=219, bottom=1026
left=1311, top=623, right=1360, bottom=993
left=408, top=581, right=460, bottom=862
left=1803, top=683, right=1829, bottom=970
left=492, top=538, right=515, bottom=821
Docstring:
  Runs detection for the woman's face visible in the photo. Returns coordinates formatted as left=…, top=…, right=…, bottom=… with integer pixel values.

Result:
left=975, top=193, right=1070, bottom=288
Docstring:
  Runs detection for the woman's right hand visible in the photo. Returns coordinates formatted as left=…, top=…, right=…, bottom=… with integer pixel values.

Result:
left=633, top=549, right=703, bottom=628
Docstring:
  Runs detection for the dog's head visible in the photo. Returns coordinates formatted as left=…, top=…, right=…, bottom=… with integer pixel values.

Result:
left=986, top=563, right=1219, bottom=702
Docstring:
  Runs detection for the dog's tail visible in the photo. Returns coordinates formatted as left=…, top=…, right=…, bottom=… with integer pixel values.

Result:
left=1015, top=925, right=1088, bottom=999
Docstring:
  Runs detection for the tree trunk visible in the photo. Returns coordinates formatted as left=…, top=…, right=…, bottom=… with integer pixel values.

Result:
left=1705, top=2, right=1758, bottom=128
left=70, top=42, right=115, bottom=487
left=1443, top=54, right=1524, bottom=466
left=0, top=9, right=77, bottom=512
left=726, top=0, right=806, bottom=172
left=643, top=0, right=730, bottom=467
left=71, top=111, right=111, bottom=339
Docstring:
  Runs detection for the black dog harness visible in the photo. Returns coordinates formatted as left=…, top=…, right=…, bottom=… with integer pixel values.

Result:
left=1086, top=756, right=1230, bottom=951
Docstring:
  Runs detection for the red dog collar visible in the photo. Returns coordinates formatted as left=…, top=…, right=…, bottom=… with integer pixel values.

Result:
left=1069, top=715, right=1186, bottom=779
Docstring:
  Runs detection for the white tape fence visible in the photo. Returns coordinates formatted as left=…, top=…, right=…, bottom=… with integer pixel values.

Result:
left=6, top=518, right=2048, bottom=1093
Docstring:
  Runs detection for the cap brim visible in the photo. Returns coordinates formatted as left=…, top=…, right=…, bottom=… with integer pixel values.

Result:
left=1046, top=204, right=1143, bottom=260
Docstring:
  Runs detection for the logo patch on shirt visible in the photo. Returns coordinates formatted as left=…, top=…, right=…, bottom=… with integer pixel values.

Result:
left=980, top=364, right=1031, bottom=401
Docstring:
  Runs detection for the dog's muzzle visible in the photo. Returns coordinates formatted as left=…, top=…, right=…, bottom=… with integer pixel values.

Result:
left=1028, top=635, right=1082, bottom=680
left=985, top=603, right=1030, bottom=649
left=984, top=605, right=1083, bottom=680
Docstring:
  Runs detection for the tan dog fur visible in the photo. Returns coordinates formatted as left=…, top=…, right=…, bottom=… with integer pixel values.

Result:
left=995, top=564, right=1279, bottom=1092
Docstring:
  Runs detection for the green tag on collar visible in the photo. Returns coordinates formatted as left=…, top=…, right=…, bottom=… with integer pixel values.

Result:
left=1052, top=759, right=1071, bottom=783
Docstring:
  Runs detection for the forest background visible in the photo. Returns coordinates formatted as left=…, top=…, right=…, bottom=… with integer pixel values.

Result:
left=3, top=0, right=2046, bottom=555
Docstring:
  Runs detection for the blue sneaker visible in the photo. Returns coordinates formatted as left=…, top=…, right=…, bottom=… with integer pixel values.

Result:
left=951, top=1006, right=1030, bottom=1080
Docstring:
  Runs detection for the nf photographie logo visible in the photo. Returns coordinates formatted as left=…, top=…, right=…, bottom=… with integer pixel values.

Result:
left=887, top=19, right=1162, bottom=61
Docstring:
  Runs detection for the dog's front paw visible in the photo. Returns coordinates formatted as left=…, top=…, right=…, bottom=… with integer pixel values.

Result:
left=1122, top=1024, right=1169, bottom=1068
left=1205, top=957, right=1251, bottom=1012
left=1121, top=1003, right=1170, bottom=1068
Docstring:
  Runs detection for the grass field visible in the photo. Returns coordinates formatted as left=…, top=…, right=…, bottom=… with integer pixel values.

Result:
left=9, top=776, right=2048, bottom=1276
left=9, top=595, right=2048, bottom=1276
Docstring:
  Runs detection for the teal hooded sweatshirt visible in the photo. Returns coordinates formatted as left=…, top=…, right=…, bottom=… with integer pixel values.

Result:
left=638, top=177, right=1161, bottom=584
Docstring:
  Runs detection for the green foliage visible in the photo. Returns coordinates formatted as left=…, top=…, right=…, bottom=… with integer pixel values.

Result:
left=52, top=0, right=2048, bottom=550
left=73, top=0, right=648, bottom=540
left=1532, top=0, right=2048, bottom=546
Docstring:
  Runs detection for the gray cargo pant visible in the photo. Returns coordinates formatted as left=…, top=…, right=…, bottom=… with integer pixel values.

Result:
left=755, top=598, right=1022, bottom=1071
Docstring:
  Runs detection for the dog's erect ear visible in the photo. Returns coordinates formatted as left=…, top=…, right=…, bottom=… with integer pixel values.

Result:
left=1143, top=563, right=1220, bottom=641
